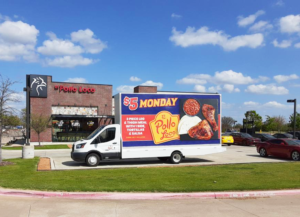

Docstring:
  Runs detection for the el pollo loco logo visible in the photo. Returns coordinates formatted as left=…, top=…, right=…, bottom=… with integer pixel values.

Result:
left=149, top=111, right=180, bottom=144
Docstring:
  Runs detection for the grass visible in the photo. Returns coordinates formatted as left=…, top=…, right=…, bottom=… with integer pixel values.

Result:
left=2, top=145, right=70, bottom=150
left=0, top=158, right=300, bottom=192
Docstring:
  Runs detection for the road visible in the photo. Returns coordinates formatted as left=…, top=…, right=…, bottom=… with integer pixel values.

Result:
left=0, top=194, right=299, bottom=217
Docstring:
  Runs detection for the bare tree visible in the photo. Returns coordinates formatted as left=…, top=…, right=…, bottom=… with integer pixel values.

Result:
left=30, top=114, right=51, bottom=146
left=222, top=116, right=236, bottom=132
left=274, top=115, right=286, bottom=132
left=0, top=75, right=20, bottom=163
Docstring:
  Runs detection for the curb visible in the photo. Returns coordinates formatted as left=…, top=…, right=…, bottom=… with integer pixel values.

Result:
left=0, top=189, right=300, bottom=200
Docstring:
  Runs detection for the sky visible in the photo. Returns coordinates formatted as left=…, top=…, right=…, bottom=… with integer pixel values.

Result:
left=0, top=0, right=300, bottom=124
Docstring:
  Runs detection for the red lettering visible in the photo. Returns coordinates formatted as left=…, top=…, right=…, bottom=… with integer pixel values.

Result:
left=91, top=88, right=95, bottom=93
left=59, top=86, right=64, bottom=92
left=73, top=87, right=77, bottom=92
left=87, top=88, right=91, bottom=93
left=83, top=88, right=87, bottom=92
left=54, top=86, right=58, bottom=90
left=79, top=86, right=82, bottom=92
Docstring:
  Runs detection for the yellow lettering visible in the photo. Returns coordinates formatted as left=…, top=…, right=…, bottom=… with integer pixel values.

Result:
left=160, top=98, right=166, bottom=106
left=171, top=98, right=178, bottom=106
left=140, top=99, right=148, bottom=108
left=148, top=99, right=153, bottom=107
left=165, top=98, right=172, bottom=106
left=153, top=99, right=160, bottom=107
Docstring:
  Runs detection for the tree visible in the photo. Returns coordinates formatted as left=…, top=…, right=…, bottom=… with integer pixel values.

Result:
left=0, top=75, right=20, bottom=163
left=20, top=108, right=26, bottom=128
left=2, top=115, right=22, bottom=127
left=273, top=115, right=286, bottom=132
left=222, top=116, right=236, bottom=132
left=244, top=110, right=262, bottom=130
left=30, top=114, right=51, bottom=146
left=262, top=116, right=277, bottom=132
left=235, top=123, right=243, bottom=130
left=289, top=112, right=300, bottom=130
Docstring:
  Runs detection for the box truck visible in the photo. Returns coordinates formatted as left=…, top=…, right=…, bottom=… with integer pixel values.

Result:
left=71, top=92, right=225, bottom=166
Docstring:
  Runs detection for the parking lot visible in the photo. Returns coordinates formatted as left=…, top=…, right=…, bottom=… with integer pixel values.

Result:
left=49, top=145, right=291, bottom=170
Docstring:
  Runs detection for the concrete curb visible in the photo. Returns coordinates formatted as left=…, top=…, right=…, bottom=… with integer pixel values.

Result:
left=0, top=189, right=300, bottom=200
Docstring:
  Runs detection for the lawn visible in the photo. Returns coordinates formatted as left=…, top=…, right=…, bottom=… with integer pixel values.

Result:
left=2, top=145, right=70, bottom=150
left=0, top=158, right=300, bottom=192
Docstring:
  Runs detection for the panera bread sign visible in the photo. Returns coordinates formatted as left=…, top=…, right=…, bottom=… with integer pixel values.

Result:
left=54, top=85, right=95, bottom=94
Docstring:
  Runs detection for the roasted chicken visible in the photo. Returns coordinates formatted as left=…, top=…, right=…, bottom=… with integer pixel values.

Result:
left=202, top=104, right=218, bottom=131
left=188, top=120, right=213, bottom=140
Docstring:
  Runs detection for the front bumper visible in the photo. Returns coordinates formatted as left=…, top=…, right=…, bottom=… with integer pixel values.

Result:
left=71, top=152, right=88, bottom=162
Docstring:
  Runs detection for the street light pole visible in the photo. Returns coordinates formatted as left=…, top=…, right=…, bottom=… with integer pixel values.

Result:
left=287, top=99, right=297, bottom=139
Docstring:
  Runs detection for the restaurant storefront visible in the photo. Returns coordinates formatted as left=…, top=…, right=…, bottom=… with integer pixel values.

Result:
left=27, top=75, right=113, bottom=143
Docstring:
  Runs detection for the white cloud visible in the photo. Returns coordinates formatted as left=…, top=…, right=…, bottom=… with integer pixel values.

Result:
left=44, top=56, right=96, bottom=68
left=37, top=38, right=83, bottom=56
left=237, top=10, right=265, bottom=27
left=208, top=84, right=240, bottom=93
left=275, top=0, right=285, bottom=7
left=171, top=13, right=182, bottom=19
left=0, top=21, right=39, bottom=44
left=249, top=21, right=273, bottom=32
left=141, top=80, right=163, bottom=90
left=64, top=77, right=88, bottom=83
left=272, top=39, right=292, bottom=48
left=194, top=85, right=206, bottom=92
left=279, top=14, right=300, bottom=34
left=71, top=29, right=107, bottom=54
left=9, top=92, right=26, bottom=101
left=214, top=70, right=255, bottom=85
left=176, top=74, right=210, bottom=85
left=245, top=84, right=289, bottom=95
left=46, top=31, right=58, bottom=40
left=0, top=14, right=11, bottom=21
left=294, top=42, right=300, bottom=48
left=130, top=76, right=141, bottom=82
left=244, top=101, right=259, bottom=106
left=263, top=101, right=287, bottom=109
left=257, top=76, right=270, bottom=82
left=274, top=74, right=299, bottom=83
left=170, top=26, right=264, bottom=51
left=0, top=20, right=39, bottom=61
left=116, top=85, right=135, bottom=93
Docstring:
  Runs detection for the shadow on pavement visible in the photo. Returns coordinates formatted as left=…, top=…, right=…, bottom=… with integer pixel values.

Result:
left=61, top=157, right=214, bottom=168
left=246, top=154, right=290, bottom=161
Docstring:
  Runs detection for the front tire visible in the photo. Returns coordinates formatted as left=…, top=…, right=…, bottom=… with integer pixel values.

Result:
left=291, top=151, right=300, bottom=161
left=170, top=152, right=182, bottom=164
left=259, top=148, right=268, bottom=157
left=86, top=153, right=100, bottom=167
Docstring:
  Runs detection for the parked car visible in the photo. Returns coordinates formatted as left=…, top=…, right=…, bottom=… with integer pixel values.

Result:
left=272, top=133, right=293, bottom=139
left=222, top=133, right=234, bottom=146
left=255, top=138, right=300, bottom=161
left=253, top=133, right=276, bottom=142
left=287, top=131, right=300, bottom=139
left=230, top=132, right=261, bottom=146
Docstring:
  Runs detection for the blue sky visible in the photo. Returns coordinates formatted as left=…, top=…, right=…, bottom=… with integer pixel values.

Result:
left=0, top=0, right=300, bottom=124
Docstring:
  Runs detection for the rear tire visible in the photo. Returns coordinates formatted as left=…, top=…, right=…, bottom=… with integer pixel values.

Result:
left=291, top=151, right=300, bottom=161
left=228, top=144, right=231, bottom=146
left=259, top=148, right=268, bottom=157
left=86, top=153, right=100, bottom=167
left=170, top=152, right=182, bottom=164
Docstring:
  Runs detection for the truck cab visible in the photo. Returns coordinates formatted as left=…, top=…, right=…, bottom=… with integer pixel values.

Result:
left=71, top=124, right=121, bottom=166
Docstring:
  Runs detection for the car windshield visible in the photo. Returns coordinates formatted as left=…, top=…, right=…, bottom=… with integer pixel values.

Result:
left=285, top=140, right=300, bottom=146
left=285, top=134, right=293, bottom=138
left=86, top=125, right=106, bottom=140
left=242, top=133, right=252, bottom=138
left=264, top=134, right=275, bottom=138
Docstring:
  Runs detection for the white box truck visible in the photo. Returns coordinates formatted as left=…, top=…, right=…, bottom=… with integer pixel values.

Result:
left=71, top=92, right=225, bottom=166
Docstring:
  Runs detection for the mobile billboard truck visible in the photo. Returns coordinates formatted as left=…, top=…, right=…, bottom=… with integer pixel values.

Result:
left=71, top=93, right=225, bottom=166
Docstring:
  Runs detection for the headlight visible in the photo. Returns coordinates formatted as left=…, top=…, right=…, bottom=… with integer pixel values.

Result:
left=76, top=143, right=86, bottom=149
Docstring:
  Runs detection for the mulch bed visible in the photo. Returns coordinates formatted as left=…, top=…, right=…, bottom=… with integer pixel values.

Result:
left=0, top=161, right=14, bottom=166
left=37, top=158, right=51, bottom=171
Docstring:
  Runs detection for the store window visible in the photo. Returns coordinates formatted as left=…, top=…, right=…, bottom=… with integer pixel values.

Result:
left=52, top=117, right=98, bottom=142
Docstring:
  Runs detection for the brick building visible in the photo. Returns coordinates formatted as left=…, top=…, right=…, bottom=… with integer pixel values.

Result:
left=28, top=75, right=113, bottom=143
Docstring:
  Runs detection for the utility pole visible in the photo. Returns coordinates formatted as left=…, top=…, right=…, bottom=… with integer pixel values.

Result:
left=287, top=99, right=297, bottom=139
left=23, top=75, right=31, bottom=145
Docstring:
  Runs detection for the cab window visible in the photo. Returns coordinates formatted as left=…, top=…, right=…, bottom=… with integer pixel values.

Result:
left=92, top=128, right=116, bottom=144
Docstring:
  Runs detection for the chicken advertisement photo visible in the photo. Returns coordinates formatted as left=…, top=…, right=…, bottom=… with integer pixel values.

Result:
left=120, top=93, right=220, bottom=147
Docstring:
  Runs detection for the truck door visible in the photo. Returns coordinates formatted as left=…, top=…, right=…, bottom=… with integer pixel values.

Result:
left=92, top=127, right=120, bottom=159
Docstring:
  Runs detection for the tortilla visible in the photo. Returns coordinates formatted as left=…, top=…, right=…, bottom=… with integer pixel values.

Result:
left=178, top=115, right=202, bottom=135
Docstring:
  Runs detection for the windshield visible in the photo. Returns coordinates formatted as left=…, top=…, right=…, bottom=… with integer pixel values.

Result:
left=285, top=140, right=300, bottom=146
left=285, top=134, right=293, bottom=138
left=86, top=125, right=106, bottom=140
left=264, top=134, right=275, bottom=138
left=242, top=133, right=252, bottom=138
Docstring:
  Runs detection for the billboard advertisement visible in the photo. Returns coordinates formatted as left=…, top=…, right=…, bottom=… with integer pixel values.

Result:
left=121, top=93, right=220, bottom=147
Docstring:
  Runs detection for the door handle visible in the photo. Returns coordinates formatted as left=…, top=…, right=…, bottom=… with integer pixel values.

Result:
left=113, top=142, right=117, bottom=144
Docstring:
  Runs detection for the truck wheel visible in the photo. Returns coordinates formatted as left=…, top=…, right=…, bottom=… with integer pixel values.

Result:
left=86, top=153, right=100, bottom=167
left=291, top=151, right=300, bottom=161
left=259, top=148, right=268, bottom=157
left=158, top=157, right=169, bottom=162
left=170, top=152, right=182, bottom=164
